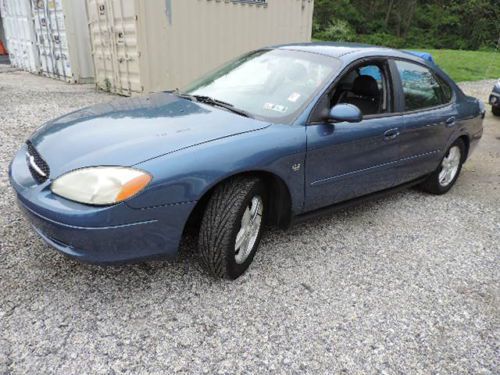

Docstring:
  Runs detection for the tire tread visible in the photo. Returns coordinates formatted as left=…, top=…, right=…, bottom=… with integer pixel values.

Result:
left=199, top=177, right=261, bottom=278
left=420, top=138, right=465, bottom=195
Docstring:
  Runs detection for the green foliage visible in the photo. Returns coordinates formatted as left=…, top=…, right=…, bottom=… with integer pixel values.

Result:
left=315, top=19, right=357, bottom=42
left=418, top=49, right=500, bottom=82
left=313, top=0, right=500, bottom=51
left=358, top=33, right=405, bottom=48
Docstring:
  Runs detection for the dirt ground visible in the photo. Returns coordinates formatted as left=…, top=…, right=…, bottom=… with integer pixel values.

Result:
left=0, top=70, right=498, bottom=374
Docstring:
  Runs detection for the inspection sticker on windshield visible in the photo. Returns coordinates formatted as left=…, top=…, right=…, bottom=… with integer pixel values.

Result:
left=288, top=92, right=301, bottom=102
left=263, top=102, right=288, bottom=113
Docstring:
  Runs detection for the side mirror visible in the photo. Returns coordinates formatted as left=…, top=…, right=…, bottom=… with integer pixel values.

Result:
left=328, top=104, right=363, bottom=123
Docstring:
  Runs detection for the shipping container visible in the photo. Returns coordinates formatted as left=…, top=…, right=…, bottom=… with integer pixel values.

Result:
left=32, top=0, right=94, bottom=83
left=87, top=0, right=314, bottom=96
left=0, top=0, right=39, bottom=72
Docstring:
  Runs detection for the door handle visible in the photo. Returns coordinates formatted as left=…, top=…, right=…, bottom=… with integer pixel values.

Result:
left=384, top=128, right=400, bottom=140
left=445, top=117, right=456, bottom=127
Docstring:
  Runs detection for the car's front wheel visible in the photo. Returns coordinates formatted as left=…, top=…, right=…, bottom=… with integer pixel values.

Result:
left=420, top=138, right=465, bottom=195
left=492, top=106, right=500, bottom=116
left=199, top=177, right=266, bottom=279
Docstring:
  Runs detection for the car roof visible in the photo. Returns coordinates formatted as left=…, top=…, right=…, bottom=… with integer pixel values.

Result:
left=272, top=42, right=463, bottom=100
left=274, top=42, right=427, bottom=65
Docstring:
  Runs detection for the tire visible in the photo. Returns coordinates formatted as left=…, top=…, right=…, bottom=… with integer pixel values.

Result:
left=493, top=106, right=500, bottom=116
left=199, top=177, right=266, bottom=279
left=420, top=138, right=465, bottom=195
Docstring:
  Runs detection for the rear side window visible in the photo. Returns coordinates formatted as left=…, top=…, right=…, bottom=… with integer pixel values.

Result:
left=395, top=60, right=451, bottom=111
left=436, top=75, right=453, bottom=102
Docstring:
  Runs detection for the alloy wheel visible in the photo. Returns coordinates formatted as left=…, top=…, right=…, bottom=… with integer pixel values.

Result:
left=234, top=195, right=263, bottom=264
left=439, top=146, right=461, bottom=187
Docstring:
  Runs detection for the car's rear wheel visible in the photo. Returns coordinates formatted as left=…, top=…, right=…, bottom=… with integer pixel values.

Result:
left=198, top=177, right=266, bottom=279
left=492, top=106, right=500, bottom=116
left=420, top=139, right=465, bottom=195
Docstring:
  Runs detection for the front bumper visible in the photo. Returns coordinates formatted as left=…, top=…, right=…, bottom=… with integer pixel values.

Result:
left=9, top=145, right=196, bottom=264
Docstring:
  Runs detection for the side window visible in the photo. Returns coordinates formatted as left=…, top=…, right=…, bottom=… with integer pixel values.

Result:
left=359, top=65, right=383, bottom=85
left=335, top=64, right=390, bottom=116
left=309, top=61, right=392, bottom=123
left=436, top=75, right=453, bottom=102
left=395, top=60, right=451, bottom=111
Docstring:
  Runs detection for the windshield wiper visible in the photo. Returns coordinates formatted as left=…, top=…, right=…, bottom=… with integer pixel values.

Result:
left=193, top=95, right=254, bottom=118
left=170, top=90, right=253, bottom=118
left=167, top=89, right=197, bottom=102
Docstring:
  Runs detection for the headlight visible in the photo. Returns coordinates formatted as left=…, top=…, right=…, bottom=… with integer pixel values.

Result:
left=51, top=167, right=152, bottom=205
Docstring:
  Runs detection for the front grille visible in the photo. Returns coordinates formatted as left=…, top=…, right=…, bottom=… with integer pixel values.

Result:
left=26, top=140, right=50, bottom=183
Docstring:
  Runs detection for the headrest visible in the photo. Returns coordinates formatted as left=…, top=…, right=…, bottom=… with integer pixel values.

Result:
left=352, top=75, right=379, bottom=98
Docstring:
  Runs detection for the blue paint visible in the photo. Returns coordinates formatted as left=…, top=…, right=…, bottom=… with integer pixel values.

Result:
left=359, top=66, right=382, bottom=81
left=405, top=51, right=436, bottom=64
left=328, top=103, right=362, bottom=123
left=9, top=43, right=484, bottom=264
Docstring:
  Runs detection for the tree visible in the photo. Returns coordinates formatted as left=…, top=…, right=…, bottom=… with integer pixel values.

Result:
left=313, top=0, right=500, bottom=50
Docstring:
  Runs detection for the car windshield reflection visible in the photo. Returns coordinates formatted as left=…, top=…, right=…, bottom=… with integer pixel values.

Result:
left=182, top=49, right=341, bottom=123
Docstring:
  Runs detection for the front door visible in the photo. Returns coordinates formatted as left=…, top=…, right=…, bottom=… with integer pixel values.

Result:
left=304, top=60, right=404, bottom=212
left=305, top=116, right=403, bottom=211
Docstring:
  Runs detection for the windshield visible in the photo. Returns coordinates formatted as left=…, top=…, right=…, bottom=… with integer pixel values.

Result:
left=182, top=49, right=341, bottom=123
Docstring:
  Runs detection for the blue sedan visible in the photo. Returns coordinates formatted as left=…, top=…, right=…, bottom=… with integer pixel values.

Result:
left=9, top=43, right=485, bottom=279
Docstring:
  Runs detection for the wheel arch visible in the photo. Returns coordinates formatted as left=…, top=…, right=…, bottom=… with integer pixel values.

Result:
left=457, top=134, right=470, bottom=162
left=183, top=170, right=293, bottom=235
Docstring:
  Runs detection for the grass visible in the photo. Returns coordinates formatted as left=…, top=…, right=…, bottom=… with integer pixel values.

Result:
left=411, top=49, right=499, bottom=82
left=312, top=39, right=499, bottom=82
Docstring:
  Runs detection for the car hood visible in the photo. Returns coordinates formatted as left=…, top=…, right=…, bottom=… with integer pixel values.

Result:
left=29, top=93, right=270, bottom=177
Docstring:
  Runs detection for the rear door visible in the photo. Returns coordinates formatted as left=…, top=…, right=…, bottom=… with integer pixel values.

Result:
left=392, top=59, right=457, bottom=182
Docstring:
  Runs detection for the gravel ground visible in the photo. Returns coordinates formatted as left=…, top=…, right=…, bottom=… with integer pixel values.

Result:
left=0, top=71, right=499, bottom=375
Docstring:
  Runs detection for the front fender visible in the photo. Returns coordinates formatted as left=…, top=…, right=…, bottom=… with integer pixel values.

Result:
left=126, top=124, right=307, bottom=215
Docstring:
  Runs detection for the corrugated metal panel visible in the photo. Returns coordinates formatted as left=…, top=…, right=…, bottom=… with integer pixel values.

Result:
left=87, top=0, right=141, bottom=94
left=0, top=13, right=5, bottom=48
left=87, top=0, right=314, bottom=96
left=161, top=0, right=314, bottom=90
left=33, top=0, right=94, bottom=83
left=0, top=0, right=39, bottom=72
left=60, top=0, right=94, bottom=82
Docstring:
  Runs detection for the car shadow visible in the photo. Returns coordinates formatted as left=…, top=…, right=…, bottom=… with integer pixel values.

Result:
left=8, top=187, right=431, bottom=294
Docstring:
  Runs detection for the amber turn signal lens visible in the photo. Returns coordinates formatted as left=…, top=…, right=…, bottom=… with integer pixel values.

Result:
left=116, top=174, right=152, bottom=202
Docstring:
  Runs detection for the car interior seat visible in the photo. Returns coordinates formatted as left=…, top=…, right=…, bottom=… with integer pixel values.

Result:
left=340, top=75, right=381, bottom=115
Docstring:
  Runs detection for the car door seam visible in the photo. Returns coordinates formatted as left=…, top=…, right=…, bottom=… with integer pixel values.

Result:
left=310, top=150, right=439, bottom=186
